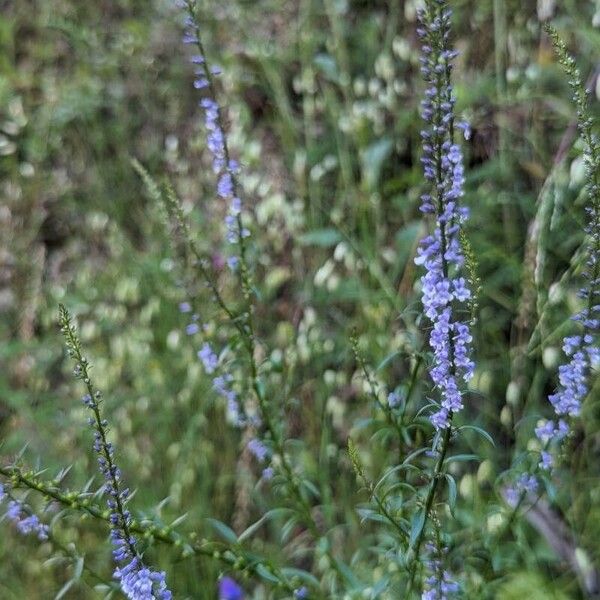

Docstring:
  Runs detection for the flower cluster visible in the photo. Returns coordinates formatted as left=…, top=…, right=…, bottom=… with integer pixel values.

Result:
left=415, top=0, right=474, bottom=430
left=182, top=305, right=202, bottom=336
left=115, top=559, right=172, bottom=600
left=177, top=0, right=279, bottom=487
left=534, top=279, right=599, bottom=470
left=177, top=1, right=258, bottom=433
left=421, top=541, right=459, bottom=600
left=533, top=26, right=600, bottom=472
left=213, top=372, right=245, bottom=427
left=248, top=438, right=273, bottom=480
left=179, top=302, right=245, bottom=425
left=504, top=473, right=539, bottom=508
left=60, top=307, right=172, bottom=600
left=198, top=341, right=219, bottom=373
left=0, top=483, right=49, bottom=541
left=387, top=390, right=404, bottom=409
left=179, top=0, right=249, bottom=264
left=219, top=576, right=244, bottom=600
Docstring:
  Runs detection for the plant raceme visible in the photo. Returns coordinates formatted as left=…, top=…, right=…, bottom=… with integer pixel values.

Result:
left=0, top=1, right=598, bottom=599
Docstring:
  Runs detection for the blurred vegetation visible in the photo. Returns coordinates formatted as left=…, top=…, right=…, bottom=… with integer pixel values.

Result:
left=1, top=0, right=600, bottom=598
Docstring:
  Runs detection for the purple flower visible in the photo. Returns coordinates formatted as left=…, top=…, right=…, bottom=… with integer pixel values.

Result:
left=548, top=350, right=588, bottom=417
left=186, top=323, right=200, bottom=336
left=536, top=335, right=595, bottom=470
left=115, top=557, right=172, bottom=600
left=198, top=342, right=219, bottom=373
left=452, top=278, right=470, bottom=302
left=178, top=3, right=252, bottom=256
left=415, top=1, right=474, bottom=430
left=534, top=419, right=568, bottom=445
left=225, top=215, right=238, bottom=244
left=540, top=451, right=554, bottom=470
left=248, top=438, right=274, bottom=478
left=219, top=576, right=244, bottom=600
left=563, top=336, right=581, bottom=356
left=387, top=391, right=403, bottom=408
left=179, top=299, right=244, bottom=427
left=421, top=541, right=459, bottom=599
left=212, top=375, right=244, bottom=427
left=218, top=173, right=234, bottom=199
left=227, top=256, right=240, bottom=270
left=0, top=488, right=49, bottom=541
left=456, top=120, right=471, bottom=141
left=533, top=31, right=600, bottom=472
left=248, top=438, right=268, bottom=462
left=504, top=473, right=539, bottom=507
left=59, top=307, right=172, bottom=600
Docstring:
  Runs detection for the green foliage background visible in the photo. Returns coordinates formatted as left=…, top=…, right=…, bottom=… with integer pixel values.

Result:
left=1, top=0, right=600, bottom=597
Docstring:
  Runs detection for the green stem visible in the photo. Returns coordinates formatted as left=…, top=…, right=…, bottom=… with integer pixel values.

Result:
left=406, top=424, right=452, bottom=594
left=351, top=331, right=405, bottom=444
left=182, top=4, right=348, bottom=584
left=407, top=1, right=468, bottom=590
left=59, top=306, right=138, bottom=561
left=0, top=465, right=309, bottom=596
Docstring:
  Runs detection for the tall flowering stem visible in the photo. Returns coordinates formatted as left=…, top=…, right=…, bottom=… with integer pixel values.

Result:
left=421, top=523, right=459, bottom=600
left=415, top=0, right=474, bottom=431
left=59, top=306, right=172, bottom=600
left=176, top=0, right=270, bottom=441
left=0, top=465, right=314, bottom=597
left=531, top=26, right=600, bottom=472
left=409, top=0, right=473, bottom=592
left=347, top=439, right=409, bottom=542
left=493, top=26, right=600, bottom=553
left=0, top=482, right=49, bottom=541
left=175, top=1, right=350, bottom=587
left=179, top=0, right=251, bottom=291
left=0, top=481, right=111, bottom=586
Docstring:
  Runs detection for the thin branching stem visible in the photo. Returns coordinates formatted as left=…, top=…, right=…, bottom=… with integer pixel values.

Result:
left=0, top=465, right=316, bottom=597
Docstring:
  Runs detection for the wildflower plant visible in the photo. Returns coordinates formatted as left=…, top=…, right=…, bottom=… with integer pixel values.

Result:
left=415, top=0, right=474, bottom=432
left=0, top=483, right=49, bottom=541
left=59, top=305, right=172, bottom=600
left=1, top=0, right=600, bottom=599
left=533, top=25, right=600, bottom=471
left=498, top=23, right=600, bottom=536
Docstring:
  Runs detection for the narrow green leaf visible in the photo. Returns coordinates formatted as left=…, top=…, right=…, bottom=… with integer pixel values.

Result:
left=281, top=516, right=299, bottom=543
left=444, top=453, right=479, bottom=465
left=238, top=508, right=291, bottom=543
left=445, top=474, right=457, bottom=514
left=256, top=564, right=280, bottom=584
left=333, top=557, right=361, bottom=587
left=280, top=567, right=321, bottom=587
left=206, top=518, right=238, bottom=544
left=375, top=350, right=402, bottom=372
left=55, top=580, right=75, bottom=600
left=409, top=509, right=426, bottom=548
left=298, top=228, right=342, bottom=247
left=458, top=425, right=495, bottom=446
left=73, top=557, right=84, bottom=581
